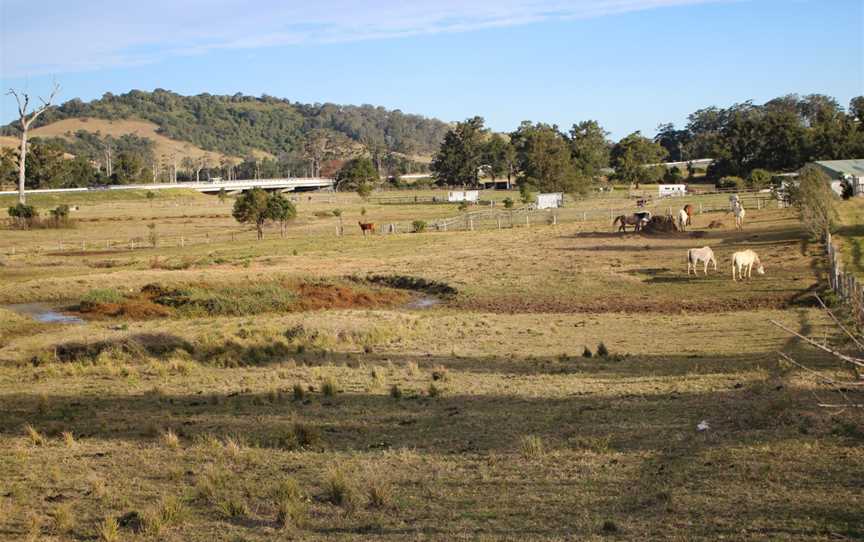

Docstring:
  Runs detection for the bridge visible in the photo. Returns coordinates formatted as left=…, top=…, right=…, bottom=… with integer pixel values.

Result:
left=0, top=177, right=334, bottom=197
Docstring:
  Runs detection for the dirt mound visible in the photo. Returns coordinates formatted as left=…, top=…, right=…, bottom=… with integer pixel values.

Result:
left=708, top=220, right=725, bottom=229
left=295, top=282, right=408, bottom=311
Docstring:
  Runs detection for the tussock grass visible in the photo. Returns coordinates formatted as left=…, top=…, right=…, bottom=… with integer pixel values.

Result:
left=62, top=432, right=77, bottom=449
left=520, top=435, right=546, bottom=459
left=161, top=429, right=180, bottom=449
left=325, top=466, right=360, bottom=510
left=24, top=424, right=45, bottom=446
left=321, top=376, right=339, bottom=397
left=98, top=516, right=120, bottom=542
left=52, top=503, right=74, bottom=535
left=390, top=384, right=403, bottom=400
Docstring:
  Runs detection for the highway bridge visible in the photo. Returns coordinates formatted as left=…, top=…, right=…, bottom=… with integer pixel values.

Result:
left=0, top=177, right=334, bottom=197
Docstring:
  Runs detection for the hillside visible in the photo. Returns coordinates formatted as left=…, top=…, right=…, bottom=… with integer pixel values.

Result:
left=0, top=118, right=236, bottom=164
left=0, top=89, right=450, bottom=163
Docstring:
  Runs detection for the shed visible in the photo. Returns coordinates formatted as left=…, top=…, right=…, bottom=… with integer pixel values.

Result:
left=536, top=193, right=564, bottom=209
left=448, top=190, right=480, bottom=203
left=812, top=160, right=864, bottom=196
left=658, top=184, right=686, bottom=198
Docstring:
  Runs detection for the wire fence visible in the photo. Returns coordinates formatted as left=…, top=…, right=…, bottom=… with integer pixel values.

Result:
left=825, top=232, right=864, bottom=327
left=0, top=190, right=782, bottom=257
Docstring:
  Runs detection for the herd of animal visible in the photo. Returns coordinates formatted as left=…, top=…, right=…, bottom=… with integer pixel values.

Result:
left=614, top=197, right=763, bottom=280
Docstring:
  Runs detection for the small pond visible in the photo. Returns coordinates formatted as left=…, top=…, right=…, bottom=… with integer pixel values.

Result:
left=3, top=302, right=84, bottom=324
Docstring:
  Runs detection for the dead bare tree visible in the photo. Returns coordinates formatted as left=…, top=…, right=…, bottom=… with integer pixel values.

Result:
left=7, top=83, right=60, bottom=203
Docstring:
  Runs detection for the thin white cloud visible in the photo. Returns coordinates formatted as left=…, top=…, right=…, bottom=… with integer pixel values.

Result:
left=1, top=0, right=726, bottom=77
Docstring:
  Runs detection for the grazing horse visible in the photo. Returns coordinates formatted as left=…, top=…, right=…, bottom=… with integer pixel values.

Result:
left=733, top=202, right=746, bottom=230
left=677, top=209, right=690, bottom=231
left=358, top=222, right=376, bottom=236
left=614, top=211, right=651, bottom=232
left=731, top=249, right=764, bottom=281
left=686, top=246, right=717, bottom=275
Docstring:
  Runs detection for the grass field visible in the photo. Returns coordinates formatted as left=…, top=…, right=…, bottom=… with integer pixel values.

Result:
left=0, top=189, right=861, bottom=541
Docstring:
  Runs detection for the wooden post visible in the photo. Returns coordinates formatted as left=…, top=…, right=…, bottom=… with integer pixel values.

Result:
left=497, top=217, right=501, bottom=229
left=583, top=211, right=586, bottom=222
left=526, top=214, right=530, bottom=228
left=699, top=203, right=703, bottom=214
left=469, top=217, right=473, bottom=231
left=59, top=240, right=63, bottom=251
left=106, top=240, right=110, bottom=249
left=552, top=214, right=558, bottom=225
left=81, top=241, right=86, bottom=251
left=130, top=239, right=135, bottom=250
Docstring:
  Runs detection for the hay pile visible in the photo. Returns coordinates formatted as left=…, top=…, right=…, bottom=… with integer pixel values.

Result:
left=641, top=215, right=679, bottom=234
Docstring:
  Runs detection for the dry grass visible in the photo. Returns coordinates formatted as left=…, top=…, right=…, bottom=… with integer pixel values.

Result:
left=0, top=191, right=861, bottom=541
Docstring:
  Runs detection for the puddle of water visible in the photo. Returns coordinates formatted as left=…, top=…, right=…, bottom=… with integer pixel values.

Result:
left=3, top=303, right=84, bottom=324
left=405, top=296, right=441, bottom=310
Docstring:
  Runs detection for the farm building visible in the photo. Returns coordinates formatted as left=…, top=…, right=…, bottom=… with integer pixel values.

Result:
left=658, top=184, right=687, bottom=197
left=812, top=160, right=864, bottom=196
left=448, top=190, right=480, bottom=203
left=536, top=193, right=564, bottom=209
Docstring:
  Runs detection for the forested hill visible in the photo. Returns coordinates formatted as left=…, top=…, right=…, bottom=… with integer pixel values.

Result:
left=1, top=89, right=451, bottom=159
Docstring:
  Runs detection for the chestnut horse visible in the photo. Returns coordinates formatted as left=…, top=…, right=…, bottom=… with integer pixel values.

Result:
left=358, top=222, right=376, bottom=236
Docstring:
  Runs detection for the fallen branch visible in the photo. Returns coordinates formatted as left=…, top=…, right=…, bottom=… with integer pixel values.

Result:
left=815, top=295, right=864, bottom=352
left=770, top=319, right=864, bottom=370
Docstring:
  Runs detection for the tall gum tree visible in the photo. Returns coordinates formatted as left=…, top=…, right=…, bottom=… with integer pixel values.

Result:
left=7, top=83, right=60, bottom=203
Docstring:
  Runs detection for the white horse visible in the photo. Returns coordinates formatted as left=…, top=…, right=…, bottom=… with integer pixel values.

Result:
left=733, top=202, right=746, bottom=230
left=687, top=246, right=717, bottom=275
left=731, top=249, right=765, bottom=281
left=677, top=209, right=689, bottom=231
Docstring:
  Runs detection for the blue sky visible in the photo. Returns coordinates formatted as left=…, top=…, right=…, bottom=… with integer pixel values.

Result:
left=1, top=0, right=861, bottom=139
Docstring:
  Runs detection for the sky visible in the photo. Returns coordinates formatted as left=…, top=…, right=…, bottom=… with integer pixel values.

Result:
left=1, top=0, right=862, bottom=140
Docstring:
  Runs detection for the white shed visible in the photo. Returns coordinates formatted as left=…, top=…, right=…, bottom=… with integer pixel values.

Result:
left=536, top=193, right=564, bottom=209
left=448, top=190, right=480, bottom=203
left=658, top=184, right=686, bottom=198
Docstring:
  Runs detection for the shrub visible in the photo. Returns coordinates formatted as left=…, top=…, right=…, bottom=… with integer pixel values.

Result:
left=716, top=176, right=745, bottom=190
left=502, top=197, right=514, bottom=209
left=8, top=203, right=38, bottom=227
left=49, top=205, right=71, bottom=226
left=748, top=168, right=772, bottom=189
left=61, top=431, right=76, bottom=447
left=582, top=346, right=593, bottom=358
left=597, top=342, right=609, bottom=357
left=428, top=383, right=441, bottom=397
left=412, top=220, right=427, bottom=233
left=457, top=201, right=469, bottom=212
left=390, top=384, right=403, bottom=400
left=796, top=165, right=838, bottom=239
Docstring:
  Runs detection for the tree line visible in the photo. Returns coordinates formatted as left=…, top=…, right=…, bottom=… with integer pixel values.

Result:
left=429, top=93, right=864, bottom=193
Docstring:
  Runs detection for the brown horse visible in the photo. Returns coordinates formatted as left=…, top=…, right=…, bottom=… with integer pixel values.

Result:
left=613, top=211, right=651, bottom=232
left=358, top=222, right=376, bottom=236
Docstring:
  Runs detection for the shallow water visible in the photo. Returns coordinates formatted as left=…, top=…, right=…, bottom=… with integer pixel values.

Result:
left=3, top=303, right=84, bottom=324
left=404, top=296, right=441, bottom=310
